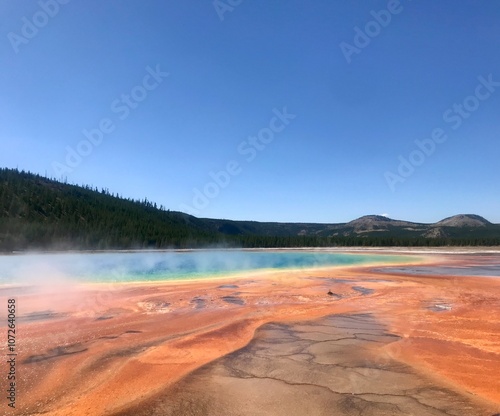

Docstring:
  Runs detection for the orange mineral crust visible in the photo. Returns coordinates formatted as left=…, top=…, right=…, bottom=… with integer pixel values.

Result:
left=1, top=250, right=499, bottom=415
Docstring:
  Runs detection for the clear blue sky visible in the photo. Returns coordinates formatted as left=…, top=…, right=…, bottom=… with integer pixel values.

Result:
left=2, top=0, right=499, bottom=223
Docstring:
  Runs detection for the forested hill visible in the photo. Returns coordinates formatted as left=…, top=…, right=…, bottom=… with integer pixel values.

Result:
left=1, top=168, right=499, bottom=251
left=0, top=168, right=221, bottom=250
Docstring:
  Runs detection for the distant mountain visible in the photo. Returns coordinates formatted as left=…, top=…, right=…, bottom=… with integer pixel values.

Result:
left=1, top=168, right=499, bottom=251
left=435, top=214, right=491, bottom=227
left=422, top=214, right=495, bottom=240
left=342, top=215, right=425, bottom=234
left=205, top=213, right=500, bottom=241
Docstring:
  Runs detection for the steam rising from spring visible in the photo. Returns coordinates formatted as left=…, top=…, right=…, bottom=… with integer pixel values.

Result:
left=0, top=250, right=402, bottom=287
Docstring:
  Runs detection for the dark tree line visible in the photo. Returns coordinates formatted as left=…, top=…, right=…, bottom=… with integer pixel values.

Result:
left=231, top=235, right=500, bottom=248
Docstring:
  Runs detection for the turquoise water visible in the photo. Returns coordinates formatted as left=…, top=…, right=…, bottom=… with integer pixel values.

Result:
left=0, top=250, right=415, bottom=284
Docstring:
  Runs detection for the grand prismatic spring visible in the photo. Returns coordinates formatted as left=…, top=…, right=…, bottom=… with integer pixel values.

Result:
left=0, top=249, right=499, bottom=415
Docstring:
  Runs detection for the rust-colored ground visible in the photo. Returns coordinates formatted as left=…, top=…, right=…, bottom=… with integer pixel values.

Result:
left=1, top=250, right=499, bottom=415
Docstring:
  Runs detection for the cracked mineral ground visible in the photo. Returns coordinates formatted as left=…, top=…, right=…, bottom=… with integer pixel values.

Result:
left=116, top=313, right=497, bottom=416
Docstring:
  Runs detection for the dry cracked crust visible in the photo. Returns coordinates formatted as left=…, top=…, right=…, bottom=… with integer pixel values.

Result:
left=115, top=313, right=498, bottom=416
